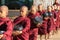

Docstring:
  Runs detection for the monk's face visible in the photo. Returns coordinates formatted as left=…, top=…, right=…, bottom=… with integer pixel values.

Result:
left=54, top=5, right=57, bottom=10
left=20, top=6, right=28, bottom=17
left=55, top=0, right=58, bottom=3
left=38, top=5, right=43, bottom=11
left=0, top=9, right=2, bottom=16
left=0, top=12, right=1, bottom=17
left=31, top=6, right=37, bottom=15
left=57, top=6, right=60, bottom=10
left=59, top=6, right=60, bottom=10
left=0, top=6, right=8, bottom=18
left=47, top=6, right=52, bottom=12
left=52, top=6, right=55, bottom=10
left=0, top=7, right=2, bottom=15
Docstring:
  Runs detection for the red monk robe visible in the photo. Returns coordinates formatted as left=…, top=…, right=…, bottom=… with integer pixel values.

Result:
left=47, top=17, right=54, bottom=33
left=51, top=10, right=56, bottom=29
left=39, top=19, right=48, bottom=35
left=28, top=12, right=40, bottom=40
left=0, top=17, right=13, bottom=40
left=52, top=10, right=59, bottom=30
left=38, top=10, right=46, bottom=35
left=38, top=10, right=45, bottom=15
left=13, top=16, right=30, bottom=40
left=57, top=10, right=60, bottom=28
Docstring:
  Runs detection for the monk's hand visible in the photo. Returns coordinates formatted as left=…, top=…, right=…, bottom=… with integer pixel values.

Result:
left=16, top=31, right=22, bottom=34
left=37, top=23, right=41, bottom=27
left=54, top=19, right=56, bottom=21
left=19, top=31, right=22, bottom=34
left=13, top=31, right=19, bottom=36
left=13, top=31, right=22, bottom=36
left=0, top=34, right=3, bottom=39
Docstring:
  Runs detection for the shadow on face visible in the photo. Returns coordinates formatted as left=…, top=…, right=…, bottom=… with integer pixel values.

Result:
left=30, top=5, right=37, bottom=15
left=20, top=6, right=28, bottom=17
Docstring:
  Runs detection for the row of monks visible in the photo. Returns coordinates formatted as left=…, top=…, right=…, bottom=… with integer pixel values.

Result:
left=0, top=0, right=60, bottom=40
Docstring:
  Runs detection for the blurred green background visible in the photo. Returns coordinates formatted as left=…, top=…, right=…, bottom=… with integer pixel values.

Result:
left=0, top=0, right=33, bottom=9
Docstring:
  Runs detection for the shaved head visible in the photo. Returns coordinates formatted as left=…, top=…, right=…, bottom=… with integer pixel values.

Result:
left=1, top=5, right=8, bottom=11
left=30, top=5, right=37, bottom=14
left=31, top=5, right=37, bottom=10
left=0, top=5, right=9, bottom=17
left=38, top=4, right=43, bottom=11
left=20, top=6, right=28, bottom=12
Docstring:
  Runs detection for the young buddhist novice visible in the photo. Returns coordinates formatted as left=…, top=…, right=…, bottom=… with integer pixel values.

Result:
left=28, top=5, right=41, bottom=40
left=53, top=5, right=59, bottom=33
left=38, top=4, right=45, bottom=15
left=56, top=6, right=60, bottom=29
left=0, top=6, right=13, bottom=40
left=13, top=6, right=30, bottom=40
left=51, top=6, right=55, bottom=12
left=51, top=6, right=56, bottom=35
left=54, top=5, right=58, bottom=11
left=39, top=12, right=49, bottom=40
left=46, top=6, right=54, bottom=39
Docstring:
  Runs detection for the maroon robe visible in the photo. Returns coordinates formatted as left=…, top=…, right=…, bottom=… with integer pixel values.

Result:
left=57, top=10, right=60, bottom=28
left=28, top=12, right=40, bottom=40
left=47, top=18, right=54, bottom=33
left=38, top=10, right=45, bottom=15
left=52, top=10, right=59, bottom=30
left=38, top=19, right=48, bottom=35
left=0, top=17, right=13, bottom=40
left=13, top=16, right=30, bottom=40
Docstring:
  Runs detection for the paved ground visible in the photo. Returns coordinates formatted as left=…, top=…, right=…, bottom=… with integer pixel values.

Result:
left=37, top=30, right=60, bottom=40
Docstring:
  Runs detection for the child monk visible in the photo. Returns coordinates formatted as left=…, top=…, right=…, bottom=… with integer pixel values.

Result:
left=13, top=6, right=30, bottom=40
left=0, top=6, right=13, bottom=40
left=38, top=4, right=45, bottom=15
left=28, top=5, right=41, bottom=40
left=47, top=6, right=54, bottom=39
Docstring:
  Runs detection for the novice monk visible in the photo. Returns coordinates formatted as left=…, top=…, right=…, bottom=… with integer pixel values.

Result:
left=39, top=12, right=49, bottom=40
left=56, top=6, right=60, bottom=28
left=0, top=6, right=13, bottom=40
left=13, top=6, right=30, bottom=40
left=51, top=6, right=55, bottom=12
left=53, top=5, right=59, bottom=33
left=28, top=5, right=41, bottom=40
left=51, top=6, right=57, bottom=35
left=38, top=4, right=45, bottom=15
left=46, top=6, right=54, bottom=39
